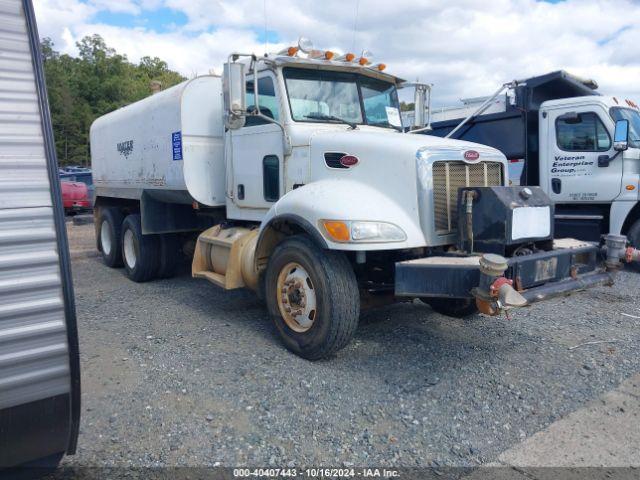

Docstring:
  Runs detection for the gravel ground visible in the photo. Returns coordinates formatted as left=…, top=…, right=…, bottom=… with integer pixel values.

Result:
left=59, top=221, right=640, bottom=469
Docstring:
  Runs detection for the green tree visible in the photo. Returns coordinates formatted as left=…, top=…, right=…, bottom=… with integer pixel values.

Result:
left=400, top=101, right=415, bottom=112
left=41, top=35, right=186, bottom=166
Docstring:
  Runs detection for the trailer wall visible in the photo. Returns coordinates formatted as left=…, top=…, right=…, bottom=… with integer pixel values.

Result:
left=0, top=0, right=80, bottom=468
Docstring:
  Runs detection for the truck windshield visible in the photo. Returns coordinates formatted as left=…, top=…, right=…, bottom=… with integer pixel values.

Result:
left=283, top=67, right=401, bottom=129
left=610, top=107, right=640, bottom=148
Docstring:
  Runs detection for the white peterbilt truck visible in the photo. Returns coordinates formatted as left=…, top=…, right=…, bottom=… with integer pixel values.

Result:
left=90, top=40, right=638, bottom=360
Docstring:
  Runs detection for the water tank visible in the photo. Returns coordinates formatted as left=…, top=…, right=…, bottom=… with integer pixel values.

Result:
left=90, top=75, right=225, bottom=206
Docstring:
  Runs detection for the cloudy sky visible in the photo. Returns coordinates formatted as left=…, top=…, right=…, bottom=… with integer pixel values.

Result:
left=33, top=0, right=640, bottom=106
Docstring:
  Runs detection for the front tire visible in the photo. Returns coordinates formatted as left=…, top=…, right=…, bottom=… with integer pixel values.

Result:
left=427, top=297, right=478, bottom=318
left=121, top=214, right=160, bottom=282
left=626, top=219, right=640, bottom=272
left=98, top=207, right=124, bottom=268
left=265, top=236, right=360, bottom=360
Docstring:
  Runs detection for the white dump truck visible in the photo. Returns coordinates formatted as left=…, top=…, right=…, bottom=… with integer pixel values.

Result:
left=421, top=71, right=640, bottom=249
left=90, top=39, right=638, bottom=359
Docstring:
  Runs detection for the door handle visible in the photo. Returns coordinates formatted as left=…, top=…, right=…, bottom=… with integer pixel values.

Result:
left=551, top=178, right=561, bottom=194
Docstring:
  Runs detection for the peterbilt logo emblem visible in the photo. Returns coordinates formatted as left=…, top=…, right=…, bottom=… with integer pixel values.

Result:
left=117, top=140, right=134, bottom=159
left=339, top=155, right=359, bottom=167
left=463, top=150, right=480, bottom=161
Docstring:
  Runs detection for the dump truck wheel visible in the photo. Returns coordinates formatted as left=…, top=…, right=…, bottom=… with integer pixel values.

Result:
left=427, top=297, right=478, bottom=318
left=627, top=219, right=640, bottom=272
left=265, top=236, right=360, bottom=360
left=157, top=233, right=180, bottom=279
left=121, top=214, right=160, bottom=282
left=98, top=207, right=124, bottom=268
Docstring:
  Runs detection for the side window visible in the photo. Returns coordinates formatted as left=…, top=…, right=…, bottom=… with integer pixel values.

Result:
left=263, top=155, right=279, bottom=202
left=245, top=76, right=279, bottom=127
left=555, top=112, right=611, bottom=152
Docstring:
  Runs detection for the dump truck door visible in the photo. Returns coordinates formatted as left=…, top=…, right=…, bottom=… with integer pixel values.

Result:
left=230, top=72, right=284, bottom=210
left=545, top=105, right=622, bottom=203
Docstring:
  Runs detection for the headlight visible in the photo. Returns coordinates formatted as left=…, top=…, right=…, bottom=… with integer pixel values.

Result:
left=321, top=220, right=406, bottom=243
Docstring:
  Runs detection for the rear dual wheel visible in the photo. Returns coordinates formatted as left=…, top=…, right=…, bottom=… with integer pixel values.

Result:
left=98, top=207, right=124, bottom=268
left=98, top=208, right=179, bottom=281
left=121, top=214, right=159, bottom=282
left=265, top=236, right=360, bottom=360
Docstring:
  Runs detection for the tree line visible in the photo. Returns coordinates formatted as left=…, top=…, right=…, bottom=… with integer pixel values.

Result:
left=41, top=34, right=185, bottom=166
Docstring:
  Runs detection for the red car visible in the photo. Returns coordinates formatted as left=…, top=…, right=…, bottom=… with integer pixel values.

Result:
left=61, top=180, right=91, bottom=215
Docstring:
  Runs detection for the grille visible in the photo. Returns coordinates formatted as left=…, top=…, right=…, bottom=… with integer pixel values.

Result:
left=432, top=161, right=503, bottom=234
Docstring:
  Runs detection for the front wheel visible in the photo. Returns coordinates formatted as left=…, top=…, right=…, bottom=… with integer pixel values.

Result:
left=626, top=219, right=640, bottom=272
left=426, top=297, right=478, bottom=318
left=265, top=236, right=360, bottom=360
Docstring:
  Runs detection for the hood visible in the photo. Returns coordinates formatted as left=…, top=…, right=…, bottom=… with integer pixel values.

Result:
left=61, top=181, right=89, bottom=200
left=309, top=126, right=505, bottom=161
left=308, top=127, right=506, bottom=190
left=308, top=127, right=508, bottom=247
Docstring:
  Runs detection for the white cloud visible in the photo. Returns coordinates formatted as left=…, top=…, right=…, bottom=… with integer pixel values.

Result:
left=33, top=0, right=640, bottom=105
left=89, top=0, right=141, bottom=14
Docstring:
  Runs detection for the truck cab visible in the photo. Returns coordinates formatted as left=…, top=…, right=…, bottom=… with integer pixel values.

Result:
left=426, top=71, right=640, bottom=247
left=539, top=96, right=640, bottom=240
left=224, top=54, right=410, bottom=224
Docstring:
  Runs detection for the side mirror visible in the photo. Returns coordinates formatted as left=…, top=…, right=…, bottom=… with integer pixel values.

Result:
left=614, top=119, right=629, bottom=152
left=413, top=84, right=431, bottom=130
left=223, top=61, right=246, bottom=130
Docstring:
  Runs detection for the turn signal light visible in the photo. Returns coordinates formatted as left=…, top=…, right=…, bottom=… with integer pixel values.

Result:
left=322, top=220, right=350, bottom=242
left=626, top=185, right=636, bottom=191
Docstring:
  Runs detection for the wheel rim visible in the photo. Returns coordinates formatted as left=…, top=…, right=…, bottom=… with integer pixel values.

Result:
left=276, top=262, right=317, bottom=333
left=123, top=228, right=137, bottom=269
left=100, top=220, right=112, bottom=256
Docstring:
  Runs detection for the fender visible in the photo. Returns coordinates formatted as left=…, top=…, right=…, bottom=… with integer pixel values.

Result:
left=611, top=200, right=638, bottom=235
left=258, top=213, right=329, bottom=250
left=257, top=179, right=427, bottom=253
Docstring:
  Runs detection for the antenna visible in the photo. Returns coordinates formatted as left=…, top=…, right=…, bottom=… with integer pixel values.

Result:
left=263, top=0, right=268, bottom=55
left=351, top=0, right=359, bottom=52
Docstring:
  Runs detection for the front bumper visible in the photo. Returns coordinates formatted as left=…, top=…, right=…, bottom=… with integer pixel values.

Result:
left=395, top=239, right=613, bottom=303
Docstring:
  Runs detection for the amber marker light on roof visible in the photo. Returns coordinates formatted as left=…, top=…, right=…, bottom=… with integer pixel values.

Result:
left=336, top=53, right=356, bottom=62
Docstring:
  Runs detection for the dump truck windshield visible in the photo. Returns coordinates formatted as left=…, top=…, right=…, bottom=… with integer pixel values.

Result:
left=283, top=67, right=401, bottom=129
left=611, top=107, right=640, bottom=148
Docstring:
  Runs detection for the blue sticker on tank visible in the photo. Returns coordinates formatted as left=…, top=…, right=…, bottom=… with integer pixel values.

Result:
left=172, top=131, right=182, bottom=161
